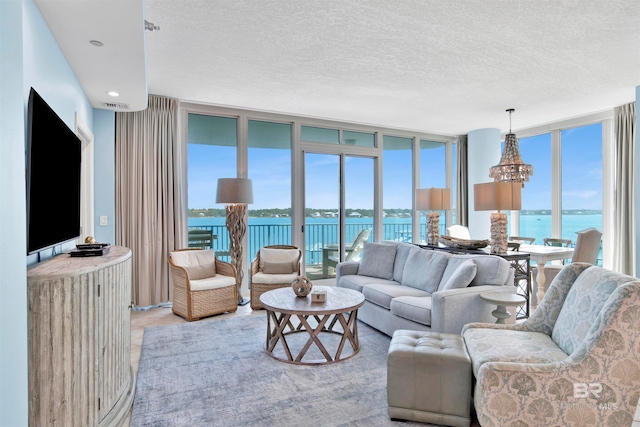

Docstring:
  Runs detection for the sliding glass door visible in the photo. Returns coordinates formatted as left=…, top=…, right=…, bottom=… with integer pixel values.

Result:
left=304, top=153, right=373, bottom=279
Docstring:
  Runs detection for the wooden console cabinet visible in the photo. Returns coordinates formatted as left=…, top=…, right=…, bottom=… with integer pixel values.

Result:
left=27, top=246, right=134, bottom=426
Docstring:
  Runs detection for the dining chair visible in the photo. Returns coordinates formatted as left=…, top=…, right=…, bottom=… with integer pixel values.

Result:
left=543, top=237, right=572, bottom=264
left=507, top=241, right=521, bottom=251
left=509, top=236, right=535, bottom=244
left=533, top=228, right=602, bottom=288
left=446, top=225, right=471, bottom=240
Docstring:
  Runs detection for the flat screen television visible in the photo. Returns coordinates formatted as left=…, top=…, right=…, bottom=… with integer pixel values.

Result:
left=26, top=87, right=82, bottom=255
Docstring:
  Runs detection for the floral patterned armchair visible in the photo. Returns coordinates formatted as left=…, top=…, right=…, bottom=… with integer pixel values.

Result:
left=462, top=263, right=640, bottom=427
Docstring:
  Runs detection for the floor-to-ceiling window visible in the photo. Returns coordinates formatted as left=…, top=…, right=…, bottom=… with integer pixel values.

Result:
left=187, top=114, right=238, bottom=258
left=247, top=120, right=292, bottom=255
left=512, top=120, right=605, bottom=266
left=184, top=104, right=455, bottom=285
left=419, top=140, right=447, bottom=243
left=383, top=135, right=413, bottom=242
left=451, top=141, right=457, bottom=225
left=517, top=133, right=552, bottom=244
left=561, top=123, right=603, bottom=264
left=301, top=126, right=376, bottom=278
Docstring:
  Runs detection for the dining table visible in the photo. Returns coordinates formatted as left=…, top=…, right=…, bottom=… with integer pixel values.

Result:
left=517, top=244, right=574, bottom=307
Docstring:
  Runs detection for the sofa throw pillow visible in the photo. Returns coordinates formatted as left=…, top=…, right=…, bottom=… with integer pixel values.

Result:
left=401, top=250, right=450, bottom=293
left=262, top=261, right=296, bottom=274
left=392, top=243, right=415, bottom=283
left=438, top=256, right=470, bottom=289
left=357, top=242, right=397, bottom=280
left=440, top=259, right=477, bottom=291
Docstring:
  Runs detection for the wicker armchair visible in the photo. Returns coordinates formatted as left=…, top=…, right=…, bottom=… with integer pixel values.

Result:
left=250, top=245, right=302, bottom=310
left=168, top=248, right=238, bottom=321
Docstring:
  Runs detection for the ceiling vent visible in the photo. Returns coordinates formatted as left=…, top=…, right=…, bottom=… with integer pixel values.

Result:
left=104, top=102, right=130, bottom=110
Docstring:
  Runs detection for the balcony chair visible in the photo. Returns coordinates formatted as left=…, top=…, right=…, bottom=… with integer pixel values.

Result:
left=250, top=245, right=302, bottom=310
left=168, top=248, right=238, bottom=321
left=462, top=262, right=640, bottom=426
left=446, top=224, right=471, bottom=240
left=188, top=229, right=215, bottom=249
left=322, top=228, right=371, bottom=276
left=533, top=227, right=602, bottom=288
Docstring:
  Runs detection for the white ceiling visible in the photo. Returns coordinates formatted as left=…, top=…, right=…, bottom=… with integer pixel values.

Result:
left=38, top=0, right=639, bottom=135
left=34, top=0, right=148, bottom=111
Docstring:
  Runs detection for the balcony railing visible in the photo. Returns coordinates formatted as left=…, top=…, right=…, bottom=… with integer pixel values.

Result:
left=188, top=222, right=440, bottom=265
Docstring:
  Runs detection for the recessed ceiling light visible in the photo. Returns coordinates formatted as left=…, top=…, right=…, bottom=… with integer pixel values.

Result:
left=107, top=91, right=120, bottom=97
left=89, top=40, right=104, bottom=47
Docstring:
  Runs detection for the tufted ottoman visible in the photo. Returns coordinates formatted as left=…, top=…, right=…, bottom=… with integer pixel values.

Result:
left=387, top=330, right=472, bottom=427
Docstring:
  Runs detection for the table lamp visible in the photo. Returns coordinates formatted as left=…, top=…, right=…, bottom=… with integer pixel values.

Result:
left=474, top=182, right=521, bottom=254
left=416, top=188, right=451, bottom=245
left=216, top=178, right=253, bottom=305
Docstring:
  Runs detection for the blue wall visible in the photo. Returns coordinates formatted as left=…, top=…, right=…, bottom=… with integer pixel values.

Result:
left=94, top=109, right=116, bottom=244
left=23, top=0, right=95, bottom=265
left=0, top=2, right=28, bottom=425
left=0, top=1, right=117, bottom=423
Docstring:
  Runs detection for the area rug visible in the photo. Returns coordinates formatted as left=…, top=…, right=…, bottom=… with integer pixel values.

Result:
left=131, top=314, right=444, bottom=426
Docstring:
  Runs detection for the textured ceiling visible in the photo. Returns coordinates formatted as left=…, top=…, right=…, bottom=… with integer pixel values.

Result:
left=39, top=0, right=640, bottom=135
left=143, top=0, right=639, bottom=135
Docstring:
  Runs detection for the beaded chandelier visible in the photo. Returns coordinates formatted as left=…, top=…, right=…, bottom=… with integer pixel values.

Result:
left=489, top=109, right=533, bottom=185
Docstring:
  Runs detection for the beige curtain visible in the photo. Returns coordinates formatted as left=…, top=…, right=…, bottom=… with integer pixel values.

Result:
left=613, top=102, right=636, bottom=275
left=115, top=95, right=187, bottom=306
left=456, top=135, right=469, bottom=226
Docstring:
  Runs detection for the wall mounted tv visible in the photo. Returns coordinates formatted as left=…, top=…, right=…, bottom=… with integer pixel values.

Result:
left=26, top=87, right=82, bottom=255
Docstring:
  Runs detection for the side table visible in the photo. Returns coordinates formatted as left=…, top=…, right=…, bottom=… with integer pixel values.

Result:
left=480, top=291, right=527, bottom=324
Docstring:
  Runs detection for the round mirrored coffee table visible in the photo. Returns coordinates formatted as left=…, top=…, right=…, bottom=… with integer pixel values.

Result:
left=480, top=291, right=527, bottom=324
left=259, top=286, right=365, bottom=365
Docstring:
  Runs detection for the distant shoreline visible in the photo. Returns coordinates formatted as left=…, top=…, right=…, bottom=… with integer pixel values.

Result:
left=188, top=209, right=602, bottom=218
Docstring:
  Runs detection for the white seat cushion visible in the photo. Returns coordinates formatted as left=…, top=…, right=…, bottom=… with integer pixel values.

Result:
left=189, top=275, right=236, bottom=291
left=463, top=328, right=568, bottom=377
left=362, top=283, right=430, bottom=310
left=252, top=272, right=298, bottom=285
left=390, top=296, right=432, bottom=326
left=338, top=275, right=400, bottom=293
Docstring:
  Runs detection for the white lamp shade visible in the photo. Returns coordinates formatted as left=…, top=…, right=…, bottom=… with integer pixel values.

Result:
left=416, top=188, right=451, bottom=211
left=216, top=178, right=254, bottom=204
left=474, top=181, right=521, bottom=211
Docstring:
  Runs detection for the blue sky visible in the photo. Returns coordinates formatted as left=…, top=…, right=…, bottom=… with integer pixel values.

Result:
left=519, top=123, right=602, bottom=210
left=188, top=123, right=602, bottom=211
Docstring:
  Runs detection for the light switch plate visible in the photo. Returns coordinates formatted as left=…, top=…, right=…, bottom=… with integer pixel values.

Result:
left=100, top=216, right=108, bottom=226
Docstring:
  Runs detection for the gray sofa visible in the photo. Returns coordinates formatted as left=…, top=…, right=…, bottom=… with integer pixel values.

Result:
left=336, top=241, right=514, bottom=336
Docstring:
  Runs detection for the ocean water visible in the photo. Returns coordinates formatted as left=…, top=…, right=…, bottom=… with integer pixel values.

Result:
left=189, top=214, right=602, bottom=263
